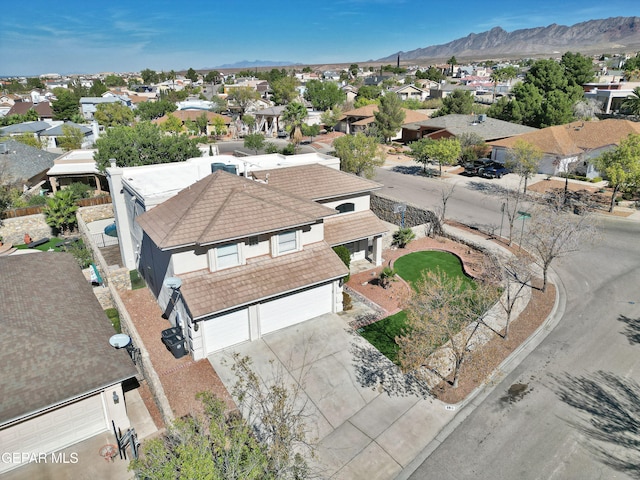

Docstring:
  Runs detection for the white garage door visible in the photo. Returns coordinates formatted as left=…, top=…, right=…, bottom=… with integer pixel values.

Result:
left=0, top=394, right=107, bottom=474
left=204, top=308, right=250, bottom=354
left=260, top=284, right=333, bottom=335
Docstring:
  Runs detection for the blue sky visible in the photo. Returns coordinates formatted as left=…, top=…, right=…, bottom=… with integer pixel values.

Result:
left=1, top=0, right=636, bottom=76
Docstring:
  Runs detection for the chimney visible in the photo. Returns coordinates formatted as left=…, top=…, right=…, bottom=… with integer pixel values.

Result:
left=397, top=54, right=400, bottom=69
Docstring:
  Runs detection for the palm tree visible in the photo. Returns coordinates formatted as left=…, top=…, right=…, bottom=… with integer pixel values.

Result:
left=622, top=87, right=640, bottom=116
left=281, top=102, right=308, bottom=152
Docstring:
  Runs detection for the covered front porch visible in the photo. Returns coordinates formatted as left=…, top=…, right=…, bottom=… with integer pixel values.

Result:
left=324, top=210, right=389, bottom=267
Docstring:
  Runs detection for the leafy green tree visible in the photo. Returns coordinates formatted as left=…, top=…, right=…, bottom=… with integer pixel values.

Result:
left=357, top=85, right=382, bottom=100
left=93, top=121, right=201, bottom=171
left=159, top=113, right=184, bottom=134
left=244, top=133, right=265, bottom=154
left=194, top=112, right=209, bottom=135
left=43, top=190, right=78, bottom=234
left=412, top=137, right=461, bottom=176
left=561, top=51, right=595, bottom=87
left=89, top=79, right=108, bottom=97
left=457, top=132, right=489, bottom=162
left=93, top=102, right=134, bottom=127
left=354, top=96, right=378, bottom=109
left=505, top=139, right=543, bottom=193
left=320, top=107, right=342, bottom=132
left=51, top=88, right=80, bottom=121
left=435, top=89, right=475, bottom=116
left=227, top=87, right=260, bottom=115
left=301, top=123, right=321, bottom=142
left=26, top=77, right=45, bottom=90
left=242, top=114, right=256, bottom=133
left=68, top=79, right=89, bottom=98
left=304, top=80, right=345, bottom=111
left=136, top=99, right=177, bottom=121
left=402, top=98, right=424, bottom=110
left=373, top=93, right=405, bottom=143
left=204, top=70, right=221, bottom=84
left=624, top=54, right=640, bottom=72
left=131, top=392, right=270, bottom=479
left=140, top=68, right=159, bottom=85
left=58, top=125, right=84, bottom=151
left=333, top=132, right=385, bottom=178
left=622, top=87, right=640, bottom=116
left=0, top=109, right=39, bottom=127
left=596, top=133, right=640, bottom=212
left=538, top=89, right=576, bottom=127
left=349, top=64, right=359, bottom=77
left=12, top=133, right=43, bottom=149
left=416, top=66, right=445, bottom=82
left=185, top=67, right=198, bottom=83
left=270, top=76, right=299, bottom=105
left=210, top=116, right=227, bottom=138
left=104, top=74, right=126, bottom=87
left=281, top=102, right=308, bottom=149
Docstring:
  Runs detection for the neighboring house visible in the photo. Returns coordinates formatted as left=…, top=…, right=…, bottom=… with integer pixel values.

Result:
left=389, top=84, right=429, bottom=102
left=488, top=119, right=640, bottom=178
left=5, top=101, right=54, bottom=121
left=429, top=83, right=476, bottom=100
left=47, top=148, right=107, bottom=194
left=401, top=113, right=538, bottom=144
left=40, top=121, right=94, bottom=149
left=152, top=110, right=232, bottom=136
left=80, top=94, right=131, bottom=120
left=337, top=105, right=430, bottom=138
left=107, top=159, right=387, bottom=358
left=341, top=84, right=359, bottom=104
left=582, top=82, right=640, bottom=114
left=253, top=105, right=287, bottom=136
left=0, top=120, right=52, bottom=141
left=0, top=139, right=59, bottom=189
left=0, top=253, right=137, bottom=475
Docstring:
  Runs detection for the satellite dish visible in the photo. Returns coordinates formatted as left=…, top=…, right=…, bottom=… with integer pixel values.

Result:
left=164, top=277, right=182, bottom=290
left=109, top=333, right=131, bottom=349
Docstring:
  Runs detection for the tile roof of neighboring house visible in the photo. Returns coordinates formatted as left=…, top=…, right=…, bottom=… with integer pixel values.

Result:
left=323, top=211, right=390, bottom=246
left=136, top=170, right=336, bottom=249
left=0, top=139, right=59, bottom=183
left=6, top=101, right=53, bottom=118
left=341, top=105, right=429, bottom=124
left=253, top=105, right=287, bottom=116
left=404, top=114, right=538, bottom=141
left=488, top=119, right=640, bottom=155
left=180, top=242, right=348, bottom=319
left=0, top=253, right=137, bottom=426
left=252, top=163, right=382, bottom=201
left=0, top=120, right=52, bottom=134
left=40, top=121, right=92, bottom=136
left=151, top=110, right=232, bottom=125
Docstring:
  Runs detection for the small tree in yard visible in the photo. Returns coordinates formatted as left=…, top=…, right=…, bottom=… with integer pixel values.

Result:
left=333, top=132, right=385, bottom=179
left=43, top=190, right=78, bottom=235
left=244, top=133, right=265, bottom=154
left=505, top=139, right=543, bottom=194
left=396, top=269, right=499, bottom=389
left=410, top=137, right=461, bottom=177
left=392, top=227, right=415, bottom=248
left=524, top=194, right=599, bottom=292
left=595, top=133, right=640, bottom=213
left=379, top=266, right=396, bottom=289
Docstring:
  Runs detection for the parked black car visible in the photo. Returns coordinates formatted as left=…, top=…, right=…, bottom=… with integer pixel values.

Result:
left=463, top=158, right=492, bottom=175
left=479, top=162, right=511, bottom=179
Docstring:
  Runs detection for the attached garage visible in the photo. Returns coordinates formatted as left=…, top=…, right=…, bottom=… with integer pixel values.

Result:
left=204, top=308, right=250, bottom=354
left=260, top=283, right=333, bottom=335
left=0, top=395, right=108, bottom=474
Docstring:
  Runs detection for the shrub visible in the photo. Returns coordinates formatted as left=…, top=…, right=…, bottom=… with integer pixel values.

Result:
left=281, top=143, right=295, bottom=155
left=379, top=266, right=396, bottom=289
left=65, top=182, right=93, bottom=199
left=27, top=194, right=47, bottom=206
left=590, top=176, right=602, bottom=183
left=392, top=227, right=416, bottom=248
left=264, top=142, right=279, bottom=154
left=333, top=245, right=351, bottom=282
left=105, top=308, right=121, bottom=333
left=342, top=291, right=353, bottom=311
left=64, top=239, right=93, bottom=268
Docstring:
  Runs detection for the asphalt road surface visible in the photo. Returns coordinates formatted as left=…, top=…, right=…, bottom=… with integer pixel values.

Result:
left=374, top=168, right=640, bottom=480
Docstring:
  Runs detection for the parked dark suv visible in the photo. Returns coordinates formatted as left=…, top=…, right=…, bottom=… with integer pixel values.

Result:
left=463, top=158, right=492, bottom=175
left=479, top=162, right=510, bottom=179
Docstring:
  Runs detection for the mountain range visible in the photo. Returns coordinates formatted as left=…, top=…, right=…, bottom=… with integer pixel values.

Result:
left=378, top=16, right=640, bottom=63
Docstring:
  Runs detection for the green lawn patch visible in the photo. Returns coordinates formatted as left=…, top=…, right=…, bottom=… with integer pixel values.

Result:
left=105, top=308, right=121, bottom=333
left=14, top=238, right=65, bottom=252
left=130, top=270, right=145, bottom=290
left=360, top=250, right=475, bottom=364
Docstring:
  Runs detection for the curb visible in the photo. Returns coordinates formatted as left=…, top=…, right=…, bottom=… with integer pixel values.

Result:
left=395, top=267, right=566, bottom=480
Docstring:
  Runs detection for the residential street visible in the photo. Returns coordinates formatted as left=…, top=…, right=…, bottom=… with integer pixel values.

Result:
left=374, top=168, right=640, bottom=479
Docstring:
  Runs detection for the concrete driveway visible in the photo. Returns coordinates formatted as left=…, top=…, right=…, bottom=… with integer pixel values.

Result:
left=209, top=305, right=456, bottom=480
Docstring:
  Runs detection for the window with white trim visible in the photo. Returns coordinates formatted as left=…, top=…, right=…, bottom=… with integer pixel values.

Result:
left=278, top=230, right=297, bottom=253
left=216, top=243, right=239, bottom=268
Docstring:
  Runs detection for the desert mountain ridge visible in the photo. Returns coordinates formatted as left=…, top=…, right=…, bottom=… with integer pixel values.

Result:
left=378, top=16, right=640, bottom=63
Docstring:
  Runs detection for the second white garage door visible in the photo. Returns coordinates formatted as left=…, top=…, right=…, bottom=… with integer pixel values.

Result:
left=204, top=308, right=250, bottom=354
left=260, top=284, right=333, bottom=335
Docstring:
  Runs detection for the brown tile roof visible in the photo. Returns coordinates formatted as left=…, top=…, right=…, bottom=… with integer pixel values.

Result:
left=7, top=101, right=53, bottom=118
left=0, top=253, right=137, bottom=425
left=489, top=119, right=640, bottom=156
left=341, top=105, right=429, bottom=124
left=323, top=211, right=390, bottom=246
left=180, top=242, right=348, bottom=318
left=252, top=163, right=382, bottom=201
left=136, top=170, right=336, bottom=249
left=152, top=110, right=232, bottom=125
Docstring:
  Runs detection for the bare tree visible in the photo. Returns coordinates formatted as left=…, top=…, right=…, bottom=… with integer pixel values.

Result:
left=396, top=269, right=500, bottom=388
left=230, top=353, right=316, bottom=479
left=499, top=175, right=528, bottom=246
left=524, top=193, right=599, bottom=292
left=491, top=253, right=533, bottom=339
left=436, top=183, right=456, bottom=226
left=505, top=140, right=543, bottom=194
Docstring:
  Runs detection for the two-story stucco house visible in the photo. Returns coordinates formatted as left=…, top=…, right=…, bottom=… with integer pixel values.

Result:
left=107, top=157, right=388, bottom=359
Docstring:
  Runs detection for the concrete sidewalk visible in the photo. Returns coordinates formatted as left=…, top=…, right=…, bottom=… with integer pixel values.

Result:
left=209, top=226, right=564, bottom=479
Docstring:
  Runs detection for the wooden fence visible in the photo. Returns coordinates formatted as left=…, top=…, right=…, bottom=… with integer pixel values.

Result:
left=2, top=195, right=112, bottom=219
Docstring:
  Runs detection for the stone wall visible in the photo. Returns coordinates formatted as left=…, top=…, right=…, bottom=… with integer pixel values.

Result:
left=0, top=214, right=51, bottom=245
left=79, top=204, right=114, bottom=223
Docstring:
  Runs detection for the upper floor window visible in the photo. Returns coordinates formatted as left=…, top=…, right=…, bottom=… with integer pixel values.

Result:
left=216, top=243, right=239, bottom=269
left=278, top=231, right=297, bottom=253
left=336, top=202, right=355, bottom=214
